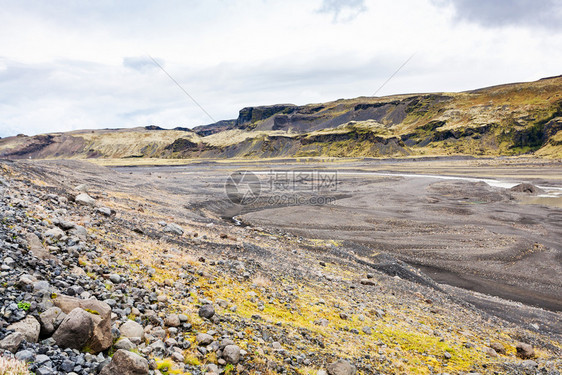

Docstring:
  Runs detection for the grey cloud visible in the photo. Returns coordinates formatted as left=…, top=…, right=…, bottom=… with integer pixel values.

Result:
left=0, top=53, right=407, bottom=137
left=318, top=0, right=367, bottom=22
left=441, top=0, right=562, bottom=29
left=123, top=56, right=160, bottom=72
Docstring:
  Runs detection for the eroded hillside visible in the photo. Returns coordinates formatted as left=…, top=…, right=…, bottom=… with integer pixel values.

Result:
left=1, top=76, right=561, bottom=160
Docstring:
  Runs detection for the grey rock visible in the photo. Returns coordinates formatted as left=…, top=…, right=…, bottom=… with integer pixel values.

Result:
left=171, top=351, right=185, bottom=363
left=327, top=359, right=357, bottom=375
left=360, top=279, right=376, bottom=286
left=99, top=349, right=149, bottom=375
left=52, top=307, right=94, bottom=350
left=33, top=280, right=51, bottom=293
left=35, top=367, right=55, bottom=375
left=164, top=314, right=180, bottom=327
left=15, top=349, right=35, bottom=362
left=198, top=304, right=215, bottom=319
left=151, top=328, right=166, bottom=340
left=490, top=341, right=506, bottom=355
left=0, top=332, right=25, bottom=353
left=7, top=315, right=41, bottom=343
left=196, top=333, right=214, bottom=346
left=54, top=295, right=113, bottom=353
left=115, top=337, right=136, bottom=351
left=484, top=347, right=497, bottom=357
left=510, top=183, right=544, bottom=194
left=69, top=225, right=87, bottom=240
left=220, top=339, right=235, bottom=349
left=39, top=307, right=65, bottom=336
left=45, top=227, right=65, bottom=240
left=149, top=340, right=166, bottom=357
left=178, top=314, right=188, bottom=322
left=222, top=344, right=241, bottom=364
left=109, top=274, right=121, bottom=283
left=60, top=360, right=75, bottom=372
left=56, top=220, right=76, bottom=230
left=75, top=193, right=95, bottom=206
left=25, top=232, right=56, bottom=261
left=163, top=223, right=183, bottom=235
left=120, top=320, right=144, bottom=339
left=516, top=342, right=535, bottom=359
left=35, top=354, right=51, bottom=366
left=205, top=364, right=220, bottom=374
left=96, top=207, right=112, bottom=217
left=75, top=184, right=89, bottom=192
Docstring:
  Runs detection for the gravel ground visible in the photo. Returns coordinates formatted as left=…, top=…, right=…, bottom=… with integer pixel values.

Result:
left=0, top=158, right=561, bottom=375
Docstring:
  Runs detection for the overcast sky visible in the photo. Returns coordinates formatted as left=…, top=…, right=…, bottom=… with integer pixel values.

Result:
left=1, top=0, right=561, bottom=137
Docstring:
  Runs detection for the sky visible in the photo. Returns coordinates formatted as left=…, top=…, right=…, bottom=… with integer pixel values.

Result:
left=0, top=0, right=561, bottom=137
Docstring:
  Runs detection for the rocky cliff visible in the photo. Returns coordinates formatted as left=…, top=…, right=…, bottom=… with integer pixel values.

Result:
left=1, top=76, right=561, bottom=160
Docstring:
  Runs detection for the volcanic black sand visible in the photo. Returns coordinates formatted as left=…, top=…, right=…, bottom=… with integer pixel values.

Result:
left=115, top=158, right=562, bottom=312
left=11, top=157, right=562, bottom=330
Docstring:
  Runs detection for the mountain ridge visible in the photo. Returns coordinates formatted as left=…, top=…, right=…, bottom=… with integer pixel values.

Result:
left=1, top=75, right=561, bottom=160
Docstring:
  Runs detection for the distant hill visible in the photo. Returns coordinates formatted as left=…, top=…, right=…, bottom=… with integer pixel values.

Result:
left=1, top=76, right=561, bottom=160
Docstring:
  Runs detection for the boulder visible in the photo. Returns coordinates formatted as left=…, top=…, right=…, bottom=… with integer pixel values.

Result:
left=196, top=333, right=214, bottom=346
left=198, top=304, right=215, bottom=319
left=99, top=349, right=149, bottom=375
left=96, top=207, right=112, bottom=217
left=75, top=193, right=95, bottom=206
left=516, top=342, right=535, bottom=359
left=484, top=347, right=497, bottom=357
left=163, top=223, right=183, bottom=235
left=223, top=344, right=241, bottom=364
left=70, top=266, right=87, bottom=277
left=171, top=352, right=185, bottom=363
left=44, top=227, right=65, bottom=240
left=164, top=314, right=181, bottom=327
left=490, top=342, right=506, bottom=355
left=52, top=308, right=94, bottom=350
left=327, top=359, right=357, bottom=375
left=115, top=337, right=136, bottom=351
left=149, top=340, right=166, bottom=357
left=360, top=279, right=376, bottom=286
left=39, top=307, right=65, bottom=336
left=7, top=316, right=41, bottom=343
left=109, top=274, right=121, bottom=283
left=119, top=320, right=144, bottom=340
left=69, top=225, right=88, bottom=240
left=75, top=184, right=89, bottom=192
left=25, top=233, right=56, bottom=261
left=15, top=349, right=35, bottom=362
left=0, top=332, right=25, bottom=353
left=54, top=295, right=112, bottom=353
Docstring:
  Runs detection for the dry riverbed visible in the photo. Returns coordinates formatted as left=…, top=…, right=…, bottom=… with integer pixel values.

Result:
left=1, top=156, right=561, bottom=374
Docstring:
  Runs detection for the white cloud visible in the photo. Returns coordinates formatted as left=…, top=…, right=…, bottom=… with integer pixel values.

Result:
left=318, top=0, right=367, bottom=22
left=0, top=0, right=561, bottom=137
